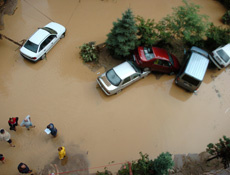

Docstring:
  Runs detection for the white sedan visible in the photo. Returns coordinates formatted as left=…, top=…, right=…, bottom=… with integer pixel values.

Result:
left=97, top=61, right=150, bottom=96
left=20, top=22, right=66, bottom=62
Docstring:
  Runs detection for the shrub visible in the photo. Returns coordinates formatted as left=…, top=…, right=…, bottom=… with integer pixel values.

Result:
left=135, top=16, right=159, bottom=47
left=207, top=136, right=230, bottom=168
left=222, top=10, right=230, bottom=25
left=204, top=24, right=230, bottom=51
left=106, top=8, right=137, bottom=59
left=152, top=152, right=174, bottom=175
left=117, top=152, right=174, bottom=175
left=157, top=0, right=210, bottom=46
left=79, top=42, right=98, bottom=62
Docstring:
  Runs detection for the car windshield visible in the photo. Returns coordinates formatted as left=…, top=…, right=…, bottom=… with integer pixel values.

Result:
left=144, top=47, right=155, bottom=60
left=106, top=69, right=121, bottom=86
left=42, top=27, right=57, bottom=35
left=24, top=40, right=38, bottom=53
left=217, top=49, right=230, bottom=63
left=168, top=53, right=174, bottom=65
left=128, top=61, right=141, bottom=73
left=182, top=74, right=200, bottom=86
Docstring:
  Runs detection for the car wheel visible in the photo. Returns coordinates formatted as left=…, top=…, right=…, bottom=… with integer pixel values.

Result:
left=40, top=54, right=46, bottom=60
left=60, top=32, right=65, bottom=39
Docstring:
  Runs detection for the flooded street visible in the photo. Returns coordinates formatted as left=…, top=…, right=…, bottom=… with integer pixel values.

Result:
left=0, top=0, right=230, bottom=174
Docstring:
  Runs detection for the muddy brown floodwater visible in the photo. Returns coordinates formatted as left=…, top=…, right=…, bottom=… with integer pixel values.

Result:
left=0, top=0, right=230, bottom=174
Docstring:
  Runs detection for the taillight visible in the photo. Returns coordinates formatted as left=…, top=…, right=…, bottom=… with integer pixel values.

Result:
left=32, top=57, right=36, bottom=60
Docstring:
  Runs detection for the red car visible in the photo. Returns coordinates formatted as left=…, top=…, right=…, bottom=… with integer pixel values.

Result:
left=133, top=46, right=180, bottom=74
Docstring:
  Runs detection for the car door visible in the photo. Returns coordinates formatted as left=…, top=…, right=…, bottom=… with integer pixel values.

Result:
left=121, top=76, right=132, bottom=90
left=152, top=59, right=172, bottom=73
left=131, top=73, right=141, bottom=83
left=38, top=35, right=56, bottom=56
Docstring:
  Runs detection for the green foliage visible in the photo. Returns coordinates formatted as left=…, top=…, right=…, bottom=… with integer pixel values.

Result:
left=106, top=8, right=137, bottom=59
left=153, top=152, right=174, bottom=175
left=204, top=24, right=230, bottom=51
left=135, top=16, right=159, bottom=47
left=79, top=42, right=98, bottom=62
left=222, top=10, right=230, bottom=25
left=207, top=136, right=230, bottom=168
left=117, top=152, right=173, bottom=175
left=157, top=0, right=210, bottom=46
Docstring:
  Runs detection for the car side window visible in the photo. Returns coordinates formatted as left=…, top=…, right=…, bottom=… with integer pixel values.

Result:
left=122, top=77, right=131, bottom=85
left=153, top=59, right=170, bottom=67
left=132, top=74, right=139, bottom=80
left=39, top=35, right=56, bottom=51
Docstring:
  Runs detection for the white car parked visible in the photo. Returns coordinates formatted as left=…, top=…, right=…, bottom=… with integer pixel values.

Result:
left=20, top=22, right=66, bottom=62
left=209, top=43, right=230, bottom=69
left=97, top=61, right=150, bottom=96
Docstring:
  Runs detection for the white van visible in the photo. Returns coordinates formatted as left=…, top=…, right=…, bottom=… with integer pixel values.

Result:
left=175, top=47, right=209, bottom=92
left=209, top=43, right=230, bottom=69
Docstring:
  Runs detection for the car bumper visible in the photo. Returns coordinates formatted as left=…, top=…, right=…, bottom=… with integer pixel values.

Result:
left=209, top=55, right=223, bottom=70
left=97, top=78, right=112, bottom=96
left=20, top=52, right=39, bottom=62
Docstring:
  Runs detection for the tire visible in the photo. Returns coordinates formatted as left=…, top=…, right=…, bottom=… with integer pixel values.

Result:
left=60, top=32, right=65, bottom=39
left=40, top=54, right=46, bottom=60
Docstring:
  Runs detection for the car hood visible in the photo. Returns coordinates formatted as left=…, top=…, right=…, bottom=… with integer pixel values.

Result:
left=45, top=22, right=66, bottom=34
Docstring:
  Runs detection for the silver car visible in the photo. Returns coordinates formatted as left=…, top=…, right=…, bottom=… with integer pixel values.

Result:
left=97, top=61, right=150, bottom=96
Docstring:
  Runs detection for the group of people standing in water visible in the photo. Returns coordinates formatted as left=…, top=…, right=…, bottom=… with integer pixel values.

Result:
left=0, top=115, right=65, bottom=174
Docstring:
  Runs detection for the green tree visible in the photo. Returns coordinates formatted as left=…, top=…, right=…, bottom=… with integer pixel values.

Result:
left=207, top=136, right=230, bottom=168
left=106, top=8, right=137, bottom=59
left=135, top=16, right=159, bottom=47
left=157, top=0, right=210, bottom=46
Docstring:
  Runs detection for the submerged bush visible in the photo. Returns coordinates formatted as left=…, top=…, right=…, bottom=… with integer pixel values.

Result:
left=79, top=42, right=98, bottom=62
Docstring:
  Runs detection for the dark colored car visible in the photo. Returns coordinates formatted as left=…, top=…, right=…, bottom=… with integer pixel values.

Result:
left=133, top=46, right=180, bottom=74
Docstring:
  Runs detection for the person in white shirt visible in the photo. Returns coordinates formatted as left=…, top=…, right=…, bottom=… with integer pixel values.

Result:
left=0, top=129, right=15, bottom=147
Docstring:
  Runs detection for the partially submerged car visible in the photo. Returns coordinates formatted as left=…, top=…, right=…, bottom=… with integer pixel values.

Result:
left=20, top=22, right=66, bottom=62
left=97, top=61, right=150, bottom=96
left=133, top=46, right=180, bottom=74
left=175, top=47, right=209, bottom=92
left=209, top=43, right=230, bottom=69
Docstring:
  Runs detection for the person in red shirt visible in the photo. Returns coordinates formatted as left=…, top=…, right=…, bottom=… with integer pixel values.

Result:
left=0, top=154, right=5, bottom=163
left=8, top=117, right=19, bottom=131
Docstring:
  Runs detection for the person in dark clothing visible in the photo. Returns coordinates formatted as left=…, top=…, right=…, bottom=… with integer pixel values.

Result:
left=8, top=117, right=19, bottom=131
left=18, top=162, right=32, bottom=174
left=47, top=123, right=57, bottom=137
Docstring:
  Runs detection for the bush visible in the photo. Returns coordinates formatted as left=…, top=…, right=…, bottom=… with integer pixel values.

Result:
left=222, top=10, right=230, bottom=25
left=207, top=136, right=230, bottom=168
left=135, top=16, right=159, bottom=47
left=157, top=0, right=210, bottom=46
left=117, top=152, right=174, bottom=175
left=204, top=24, right=230, bottom=51
left=79, top=42, right=98, bottom=62
left=106, top=8, right=137, bottom=59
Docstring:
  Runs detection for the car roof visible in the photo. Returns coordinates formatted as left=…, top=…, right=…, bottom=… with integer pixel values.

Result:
left=185, top=52, right=209, bottom=81
left=113, top=61, right=136, bottom=80
left=29, top=29, right=50, bottom=45
left=221, top=44, right=230, bottom=56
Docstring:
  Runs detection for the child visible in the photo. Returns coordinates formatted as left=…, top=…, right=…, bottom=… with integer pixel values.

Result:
left=58, top=147, right=66, bottom=160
